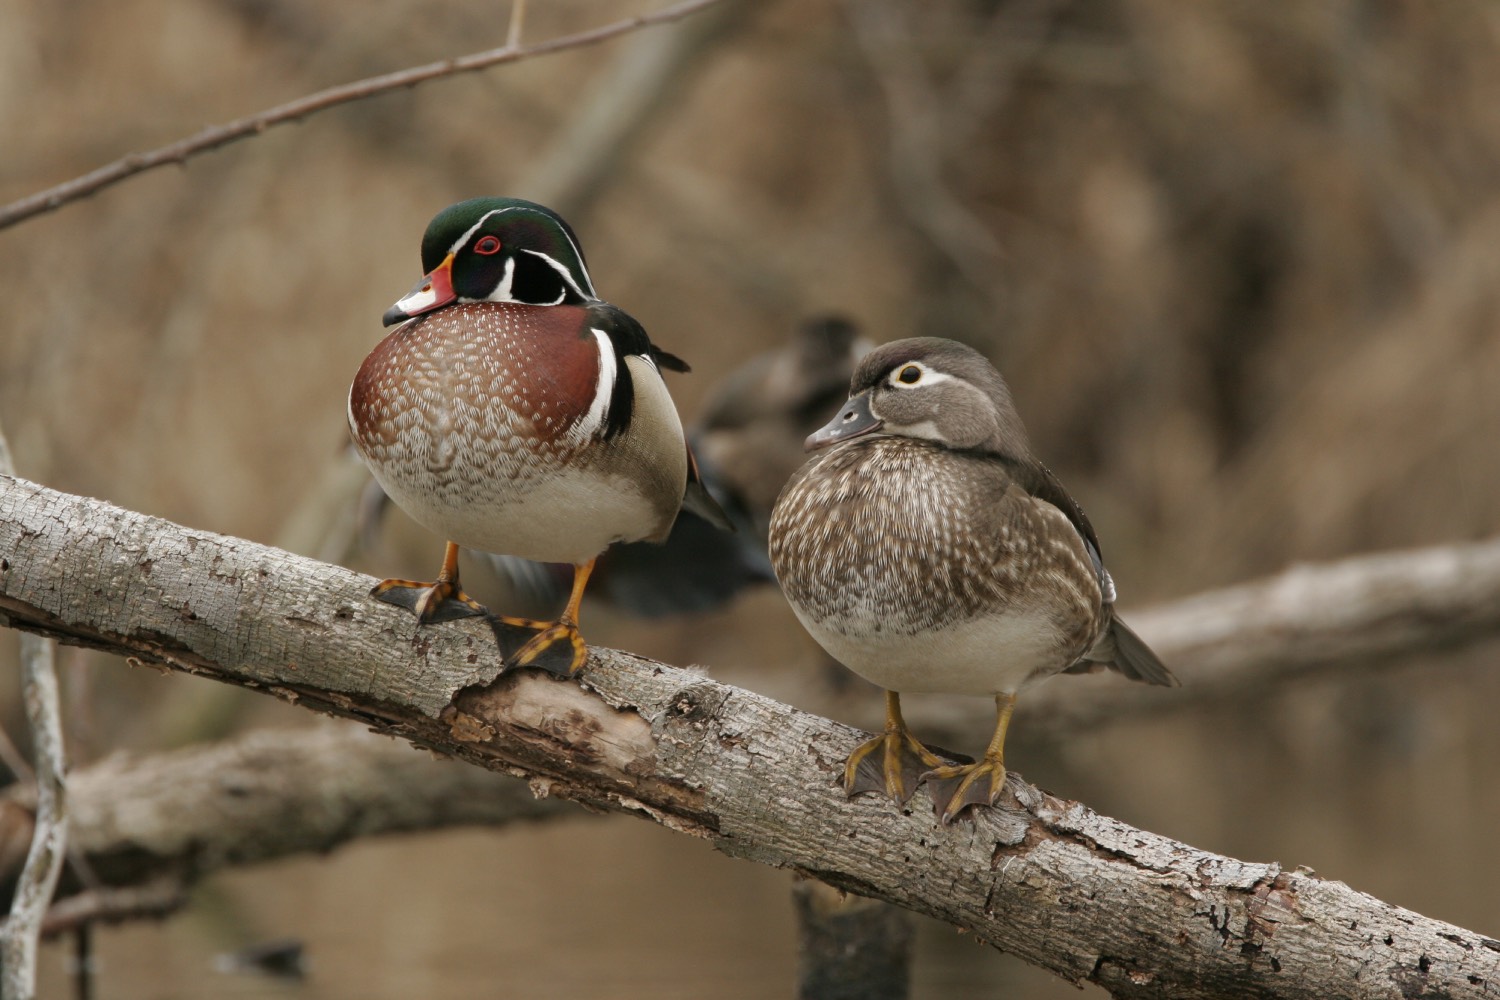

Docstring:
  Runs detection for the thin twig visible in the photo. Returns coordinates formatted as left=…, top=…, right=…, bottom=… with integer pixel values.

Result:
left=0, top=428, right=68, bottom=1000
left=0, top=724, right=34, bottom=786
left=0, top=0, right=727, bottom=232
left=41, top=880, right=186, bottom=939
left=506, top=0, right=528, bottom=51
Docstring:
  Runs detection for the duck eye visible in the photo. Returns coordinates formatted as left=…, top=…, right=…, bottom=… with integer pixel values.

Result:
left=897, top=365, right=921, bottom=385
left=473, top=236, right=502, bottom=255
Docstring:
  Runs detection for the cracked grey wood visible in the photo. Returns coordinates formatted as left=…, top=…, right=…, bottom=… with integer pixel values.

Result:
left=1, top=473, right=1496, bottom=999
left=12, top=534, right=1500, bottom=901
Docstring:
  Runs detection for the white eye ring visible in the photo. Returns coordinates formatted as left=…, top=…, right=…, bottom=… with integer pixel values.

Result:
left=892, top=362, right=925, bottom=387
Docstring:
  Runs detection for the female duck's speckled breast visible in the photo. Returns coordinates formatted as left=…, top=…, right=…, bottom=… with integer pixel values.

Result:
left=770, top=435, right=1102, bottom=646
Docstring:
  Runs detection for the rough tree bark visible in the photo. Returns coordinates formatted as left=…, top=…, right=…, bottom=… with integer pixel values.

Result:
left=2, top=474, right=1497, bottom=999
left=8, top=532, right=1500, bottom=902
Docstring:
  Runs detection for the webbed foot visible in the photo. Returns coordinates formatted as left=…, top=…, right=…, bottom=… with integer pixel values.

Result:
left=371, top=577, right=487, bottom=622
left=842, top=691, right=944, bottom=804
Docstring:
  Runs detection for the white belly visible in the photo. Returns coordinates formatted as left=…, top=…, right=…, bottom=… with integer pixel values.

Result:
left=375, top=463, right=666, bottom=565
left=791, top=603, right=1076, bottom=696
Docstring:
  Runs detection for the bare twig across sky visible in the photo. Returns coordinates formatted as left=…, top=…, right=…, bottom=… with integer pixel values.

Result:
left=0, top=0, right=727, bottom=232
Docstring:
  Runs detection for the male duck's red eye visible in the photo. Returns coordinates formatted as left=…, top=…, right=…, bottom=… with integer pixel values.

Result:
left=474, top=236, right=502, bottom=255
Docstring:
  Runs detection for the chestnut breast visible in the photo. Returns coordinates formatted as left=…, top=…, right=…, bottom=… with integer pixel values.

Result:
left=349, top=301, right=606, bottom=492
left=353, top=300, right=601, bottom=432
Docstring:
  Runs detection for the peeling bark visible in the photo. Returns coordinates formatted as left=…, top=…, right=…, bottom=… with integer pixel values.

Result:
left=2, top=474, right=1497, bottom=999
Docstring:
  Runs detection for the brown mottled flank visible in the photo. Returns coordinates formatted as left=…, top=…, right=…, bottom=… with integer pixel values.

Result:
left=770, top=435, right=1105, bottom=687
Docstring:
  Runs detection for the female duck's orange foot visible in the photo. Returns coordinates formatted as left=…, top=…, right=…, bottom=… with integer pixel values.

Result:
left=371, top=578, right=488, bottom=623
left=921, top=758, right=1009, bottom=825
left=502, top=619, right=589, bottom=678
left=844, top=729, right=946, bottom=805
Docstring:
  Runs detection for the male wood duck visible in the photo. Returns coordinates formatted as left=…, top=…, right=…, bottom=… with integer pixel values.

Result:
left=348, top=197, right=728, bottom=676
left=354, top=313, right=865, bottom=621
left=768, top=337, right=1177, bottom=823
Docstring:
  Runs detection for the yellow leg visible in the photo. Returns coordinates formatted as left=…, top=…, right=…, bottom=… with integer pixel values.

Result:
left=371, top=541, right=488, bottom=622
left=507, top=558, right=595, bottom=677
left=922, top=693, right=1017, bottom=824
left=843, top=691, right=945, bottom=804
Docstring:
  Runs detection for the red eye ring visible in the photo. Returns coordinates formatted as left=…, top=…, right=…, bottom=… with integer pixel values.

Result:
left=473, top=235, right=502, bottom=255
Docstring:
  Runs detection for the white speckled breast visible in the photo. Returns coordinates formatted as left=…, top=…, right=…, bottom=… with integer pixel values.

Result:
left=349, top=303, right=687, bottom=564
left=768, top=435, right=1105, bottom=696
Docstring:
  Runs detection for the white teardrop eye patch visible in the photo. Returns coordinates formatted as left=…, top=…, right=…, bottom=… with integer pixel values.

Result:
left=891, top=361, right=931, bottom=387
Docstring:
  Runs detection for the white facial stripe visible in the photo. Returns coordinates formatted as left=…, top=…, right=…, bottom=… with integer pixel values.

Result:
left=569, top=327, right=617, bottom=442
left=448, top=208, right=511, bottom=256
left=522, top=248, right=588, bottom=302
left=550, top=227, right=595, bottom=298
left=448, top=206, right=598, bottom=300
left=490, top=257, right=516, bottom=302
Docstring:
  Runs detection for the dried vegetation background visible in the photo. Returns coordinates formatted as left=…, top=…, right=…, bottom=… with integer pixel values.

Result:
left=3, top=0, right=1500, bottom=996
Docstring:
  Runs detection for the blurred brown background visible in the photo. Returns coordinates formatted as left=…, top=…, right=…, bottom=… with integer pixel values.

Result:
left=3, top=1, right=1500, bottom=996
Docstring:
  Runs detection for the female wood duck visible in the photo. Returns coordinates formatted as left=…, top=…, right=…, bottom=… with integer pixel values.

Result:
left=768, top=337, right=1177, bottom=823
left=348, top=197, right=728, bottom=677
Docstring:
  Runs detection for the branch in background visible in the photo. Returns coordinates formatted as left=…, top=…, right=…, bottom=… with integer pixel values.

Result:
left=793, top=878, right=911, bottom=1000
left=1, top=476, right=1495, bottom=998
left=515, top=0, right=750, bottom=218
left=0, top=0, right=728, bottom=232
left=40, top=880, right=186, bottom=939
left=0, top=725, right=574, bottom=910
left=891, top=535, right=1500, bottom=743
left=0, top=437, right=68, bottom=1000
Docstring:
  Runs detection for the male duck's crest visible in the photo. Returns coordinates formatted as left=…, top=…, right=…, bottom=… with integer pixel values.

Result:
left=383, top=197, right=598, bottom=326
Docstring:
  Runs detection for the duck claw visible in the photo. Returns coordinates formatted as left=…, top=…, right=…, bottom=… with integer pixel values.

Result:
left=504, top=620, right=589, bottom=678
left=921, top=760, right=1010, bottom=825
left=844, top=730, right=947, bottom=805
left=371, top=579, right=488, bottom=623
